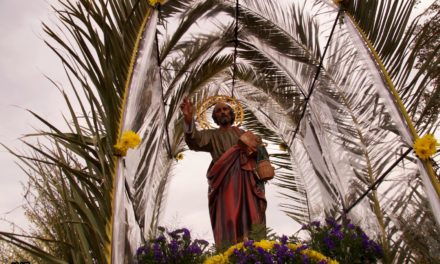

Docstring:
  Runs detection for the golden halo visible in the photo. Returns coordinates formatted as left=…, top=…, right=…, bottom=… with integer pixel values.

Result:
left=196, top=95, right=244, bottom=129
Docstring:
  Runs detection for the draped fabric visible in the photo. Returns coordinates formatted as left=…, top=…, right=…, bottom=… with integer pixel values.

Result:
left=185, top=126, right=267, bottom=247
left=207, top=145, right=267, bottom=247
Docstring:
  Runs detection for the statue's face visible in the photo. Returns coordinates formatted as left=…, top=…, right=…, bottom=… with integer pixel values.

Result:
left=213, top=102, right=233, bottom=126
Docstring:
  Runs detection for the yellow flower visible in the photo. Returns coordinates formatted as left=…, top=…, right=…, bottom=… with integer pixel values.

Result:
left=302, top=248, right=339, bottom=264
left=175, top=152, right=184, bottom=161
left=279, top=142, right=289, bottom=152
left=224, top=242, right=243, bottom=257
left=206, top=241, right=339, bottom=264
left=413, top=134, right=438, bottom=160
left=287, top=243, right=301, bottom=250
left=120, top=130, right=141, bottom=148
left=149, top=0, right=165, bottom=6
left=286, top=244, right=340, bottom=264
left=113, top=143, right=128, bottom=157
left=203, top=254, right=228, bottom=264
left=254, top=240, right=276, bottom=251
left=114, top=130, right=141, bottom=157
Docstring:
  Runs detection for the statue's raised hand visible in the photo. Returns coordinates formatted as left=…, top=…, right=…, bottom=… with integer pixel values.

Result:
left=180, top=97, right=194, bottom=125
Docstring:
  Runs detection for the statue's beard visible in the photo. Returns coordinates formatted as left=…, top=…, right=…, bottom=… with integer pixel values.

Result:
left=218, top=115, right=231, bottom=126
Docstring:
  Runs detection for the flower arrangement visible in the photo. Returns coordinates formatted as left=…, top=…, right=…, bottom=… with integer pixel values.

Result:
left=302, top=218, right=383, bottom=264
left=413, top=134, right=438, bottom=160
left=204, top=236, right=338, bottom=264
left=136, top=220, right=383, bottom=264
left=114, top=130, right=141, bottom=156
left=135, top=227, right=209, bottom=264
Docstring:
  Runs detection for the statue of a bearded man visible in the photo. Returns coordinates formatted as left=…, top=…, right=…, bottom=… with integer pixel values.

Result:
left=180, top=97, right=267, bottom=248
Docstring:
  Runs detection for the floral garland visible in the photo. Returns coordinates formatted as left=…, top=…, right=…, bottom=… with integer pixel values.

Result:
left=204, top=238, right=339, bottom=264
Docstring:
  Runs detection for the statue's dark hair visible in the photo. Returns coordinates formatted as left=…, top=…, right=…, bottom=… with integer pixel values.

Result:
left=212, top=104, right=235, bottom=125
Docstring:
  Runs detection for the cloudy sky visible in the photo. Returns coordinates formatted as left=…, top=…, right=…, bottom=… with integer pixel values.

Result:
left=0, top=0, right=66, bottom=231
left=0, top=0, right=296, bottom=242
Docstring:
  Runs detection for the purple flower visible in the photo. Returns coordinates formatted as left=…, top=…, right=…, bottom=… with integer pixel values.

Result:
left=324, top=236, right=335, bottom=250
left=311, top=220, right=321, bottom=227
left=373, top=243, right=384, bottom=256
left=299, top=219, right=384, bottom=263
left=167, top=230, right=181, bottom=240
left=264, top=253, right=274, bottom=264
left=295, top=244, right=308, bottom=253
left=155, top=235, right=166, bottom=243
left=136, top=246, right=144, bottom=255
left=168, top=239, right=179, bottom=254
left=181, top=228, right=191, bottom=239
left=360, top=232, right=369, bottom=240
left=153, top=243, right=164, bottom=261
left=257, top=247, right=266, bottom=255
left=325, top=217, right=337, bottom=227
left=248, top=253, right=257, bottom=261
left=187, top=243, right=202, bottom=254
left=135, top=227, right=208, bottom=263
left=302, top=253, right=310, bottom=264
left=286, top=249, right=295, bottom=258
left=244, top=239, right=254, bottom=248
left=330, top=228, right=344, bottom=239
left=272, top=244, right=290, bottom=263
left=279, top=235, right=288, bottom=244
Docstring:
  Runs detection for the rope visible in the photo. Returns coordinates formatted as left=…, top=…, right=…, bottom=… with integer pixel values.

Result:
left=155, top=4, right=173, bottom=158
left=231, top=0, right=239, bottom=98
left=290, top=9, right=342, bottom=143
left=338, top=147, right=412, bottom=220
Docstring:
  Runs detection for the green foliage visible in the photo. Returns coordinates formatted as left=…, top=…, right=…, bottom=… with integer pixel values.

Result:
left=1, top=0, right=155, bottom=262
left=413, top=0, right=440, bottom=132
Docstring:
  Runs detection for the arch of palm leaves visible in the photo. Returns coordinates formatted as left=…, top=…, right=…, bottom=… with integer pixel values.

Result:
left=107, top=0, right=440, bottom=262
left=9, top=0, right=439, bottom=263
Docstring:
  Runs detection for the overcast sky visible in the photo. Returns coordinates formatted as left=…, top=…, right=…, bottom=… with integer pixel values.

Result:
left=0, top=0, right=296, bottom=243
left=0, top=0, right=66, bottom=232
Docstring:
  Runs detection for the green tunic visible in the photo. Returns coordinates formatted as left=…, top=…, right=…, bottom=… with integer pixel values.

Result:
left=185, top=126, right=242, bottom=162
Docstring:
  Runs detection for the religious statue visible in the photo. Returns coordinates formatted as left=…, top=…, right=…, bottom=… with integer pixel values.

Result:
left=180, top=96, right=268, bottom=248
